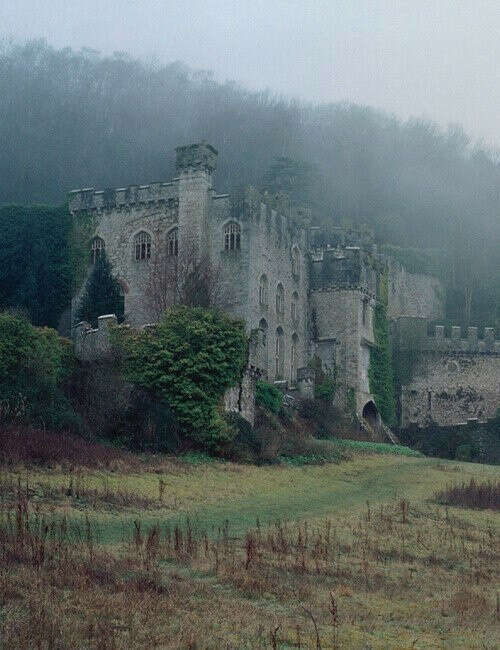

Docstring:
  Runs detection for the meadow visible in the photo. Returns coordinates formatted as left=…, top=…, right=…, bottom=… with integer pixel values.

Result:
left=0, top=443, right=499, bottom=648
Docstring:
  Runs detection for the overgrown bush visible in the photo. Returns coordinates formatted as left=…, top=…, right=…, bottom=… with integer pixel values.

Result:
left=0, top=311, right=77, bottom=429
left=297, top=398, right=349, bottom=439
left=400, top=419, right=500, bottom=464
left=113, top=306, right=248, bottom=450
left=76, top=252, right=124, bottom=326
left=121, top=388, right=183, bottom=454
left=315, top=377, right=336, bottom=402
left=0, top=425, right=138, bottom=469
left=369, top=269, right=395, bottom=426
left=308, top=355, right=337, bottom=402
left=220, top=412, right=261, bottom=463
left=255, top=381, right=283, bottom=414
left=434, top=478, right=500, bottom=510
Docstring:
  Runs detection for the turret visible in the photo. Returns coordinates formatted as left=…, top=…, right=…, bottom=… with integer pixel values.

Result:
left=175, top=142, right=218, bottom=258
left=175, top=142, right=218, bottom=182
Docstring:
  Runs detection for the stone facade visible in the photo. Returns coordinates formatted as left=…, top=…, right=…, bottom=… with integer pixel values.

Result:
left=70, top=143, right=308, bottom=387
left=70, top=141, right=498, bottom=432
left=387, top=260, right=444, bottom=322
left=395, top=319, right=500, bottom=427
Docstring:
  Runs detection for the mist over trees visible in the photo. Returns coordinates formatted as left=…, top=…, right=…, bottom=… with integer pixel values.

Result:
left=0, top=40, right=498, bottom=327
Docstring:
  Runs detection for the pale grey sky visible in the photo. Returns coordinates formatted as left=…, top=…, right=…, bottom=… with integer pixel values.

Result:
left=2, top=0, right=499, bottom=146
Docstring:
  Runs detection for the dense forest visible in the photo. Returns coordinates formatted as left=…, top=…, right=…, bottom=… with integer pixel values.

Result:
left=0, top=40, right=498, bottom=327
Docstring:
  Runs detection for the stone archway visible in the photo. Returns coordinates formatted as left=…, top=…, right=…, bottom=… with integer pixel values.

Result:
left=362, top=400, right=378, bottom=428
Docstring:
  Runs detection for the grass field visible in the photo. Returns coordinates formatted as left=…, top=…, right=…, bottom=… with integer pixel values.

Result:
left=1, top=450, right=499, bottom=648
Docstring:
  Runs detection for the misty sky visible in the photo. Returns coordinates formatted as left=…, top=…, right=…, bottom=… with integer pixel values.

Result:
left=2, top=0, right=499, bottom=147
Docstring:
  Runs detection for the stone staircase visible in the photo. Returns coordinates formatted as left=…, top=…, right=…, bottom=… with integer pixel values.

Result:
left=358, top=417, right=399, bottom=445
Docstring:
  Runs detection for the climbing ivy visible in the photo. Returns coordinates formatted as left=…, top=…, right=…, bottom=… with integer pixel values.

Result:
left=113, top=306, right=248, bottom=450
left=369, top=269, right=396, bottom=426
left=69, top=209, right=98, bottom=292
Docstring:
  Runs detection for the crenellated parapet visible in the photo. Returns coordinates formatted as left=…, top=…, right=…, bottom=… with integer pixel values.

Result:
left=393, top=318, right=499, bottom=355
left=68, top=182, right=179, bottom=214
left=310, top=245, right=377, bottom=296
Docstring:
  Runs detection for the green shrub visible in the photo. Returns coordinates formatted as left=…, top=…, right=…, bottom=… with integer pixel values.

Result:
left=280, top=438, right=347, bottom=465
left=220, top=412, right=261, bottom=462
left=114, top=306, right=248, bottom=450
left=455, top=443, right=476, bottom=462
left=314, top=377, right=336, bottom=402
left=76, top=252, right=124, bottom=326
left=255, top=380, right=283, bottom=414
left=0, top=311, right=76, bottom=429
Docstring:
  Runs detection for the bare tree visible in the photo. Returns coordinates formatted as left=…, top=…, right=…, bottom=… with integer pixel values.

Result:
left=145, top=238, right=233, bottom=320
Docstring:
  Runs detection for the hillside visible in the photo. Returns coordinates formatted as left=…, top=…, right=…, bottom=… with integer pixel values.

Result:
left=0, top=41, right=499, bottom=326
left=1, top=446, right=498, bottom=648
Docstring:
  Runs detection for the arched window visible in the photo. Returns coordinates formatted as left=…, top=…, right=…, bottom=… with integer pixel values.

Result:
left=276, top=283, right=284, bottom=316
left=224, top=221, right=241, bottom=251
left=259, top=274, right=268, bottom=307
left=134, top=231, right=151, bottom=261
left=291, top=246, right=300, bottom=278
left=259, top=318, right=268, bottom=376
left=275, top=327, right=284, bottom=379
left=90, top=236, right=104, bottom=264
left=167, top=228, right=178, bottom=256
left=291, top=291, right=299, bottom=324
left=290, top=333, right=299, bottom=383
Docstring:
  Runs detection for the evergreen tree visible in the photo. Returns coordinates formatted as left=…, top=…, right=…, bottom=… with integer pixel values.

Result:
left=76, top=253, right=124, bottom=326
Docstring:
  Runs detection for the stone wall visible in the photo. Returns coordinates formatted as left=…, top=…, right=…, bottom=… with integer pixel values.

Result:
left=387, top=260, right=444, bottom=321
left=397, top=321, right=500, bottom=427
left=311, top=287, right=376, bottom=416
left=69, top=143, right=309, bottom=386
left=223, top=368, right=261, bottom=426
left=72, top=313, right=259, bottom=426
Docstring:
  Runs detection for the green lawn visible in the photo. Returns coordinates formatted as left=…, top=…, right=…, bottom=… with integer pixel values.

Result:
left=6, top=454, right=499, bottom=544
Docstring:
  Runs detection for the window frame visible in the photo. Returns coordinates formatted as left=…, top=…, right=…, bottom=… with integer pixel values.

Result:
left=223, top=221, right=241, bottom=252
left=134, top=231, right=152, bottom=262
left=90, top=236, right=105, bottom=265
left=167, top=227, right=179, bottom=257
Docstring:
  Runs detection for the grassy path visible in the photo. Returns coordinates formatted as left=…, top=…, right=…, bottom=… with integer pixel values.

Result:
left=20, top=454, right=495, bottom=544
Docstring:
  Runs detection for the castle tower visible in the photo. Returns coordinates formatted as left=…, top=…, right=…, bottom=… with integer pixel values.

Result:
left=175, top=142, right=218, bottom=260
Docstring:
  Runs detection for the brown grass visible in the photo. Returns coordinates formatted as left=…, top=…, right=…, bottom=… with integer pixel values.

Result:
left=0, top=425, right=140, bottom=470
left=434, top=478, right=500, bottom=510
left=1, top=481, right=499, bottom=648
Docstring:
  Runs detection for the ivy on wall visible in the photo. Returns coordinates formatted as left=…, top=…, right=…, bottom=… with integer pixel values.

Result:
left=113, top=306, right=248, bottom=450
left=69, top=209, right=98, bottom=292
left=369, top=268, right=396, bottom=426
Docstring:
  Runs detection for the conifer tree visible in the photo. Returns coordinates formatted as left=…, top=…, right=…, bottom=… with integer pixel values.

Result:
left=76, top=252, right=124, bottom=326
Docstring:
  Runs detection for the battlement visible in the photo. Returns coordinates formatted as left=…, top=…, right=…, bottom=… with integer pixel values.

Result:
left=68, top=182, right=179, bottom=213
left=394, top=317, right=499, bottom=354
left=310, top=246, right=377, bottom=294
left=424, top=325, right=499, bottom=353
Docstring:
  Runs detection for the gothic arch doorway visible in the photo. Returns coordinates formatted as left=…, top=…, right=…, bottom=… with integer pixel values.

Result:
left=362, top=401, right=378, bottom=428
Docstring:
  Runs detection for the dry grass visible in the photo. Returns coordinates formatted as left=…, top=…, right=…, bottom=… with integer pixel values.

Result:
left=0, top=453, right=499, bottom=648
left=0, top=425, right=140, bottom=470
left=434, top=478, right=500, bottom=511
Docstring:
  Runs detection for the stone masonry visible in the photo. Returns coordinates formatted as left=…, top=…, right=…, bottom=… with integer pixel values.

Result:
left=69, top=141, right=497, bottom=430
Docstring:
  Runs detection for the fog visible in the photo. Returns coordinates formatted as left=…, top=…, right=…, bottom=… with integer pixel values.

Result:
left=2, top=0, right=500, bottom=147
left=0, top=2, right=498, bottom=329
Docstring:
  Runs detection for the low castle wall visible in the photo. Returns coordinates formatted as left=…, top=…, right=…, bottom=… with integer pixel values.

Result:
left=72, top=314, right=260, bottom=425
left=397, top=322, right=499, bottom=427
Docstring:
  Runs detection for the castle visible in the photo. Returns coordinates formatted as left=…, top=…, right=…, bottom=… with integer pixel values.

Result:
left=69, top=142, right=499, bottom=433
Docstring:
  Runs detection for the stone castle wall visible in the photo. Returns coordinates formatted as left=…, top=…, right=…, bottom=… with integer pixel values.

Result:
left=387, top=260, right=444, bottom=321
left=69, top=144, right=309, bottom=386
left=72, top=313, right=260, bottom=425
left=397, top=321, right=499, bottom=427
